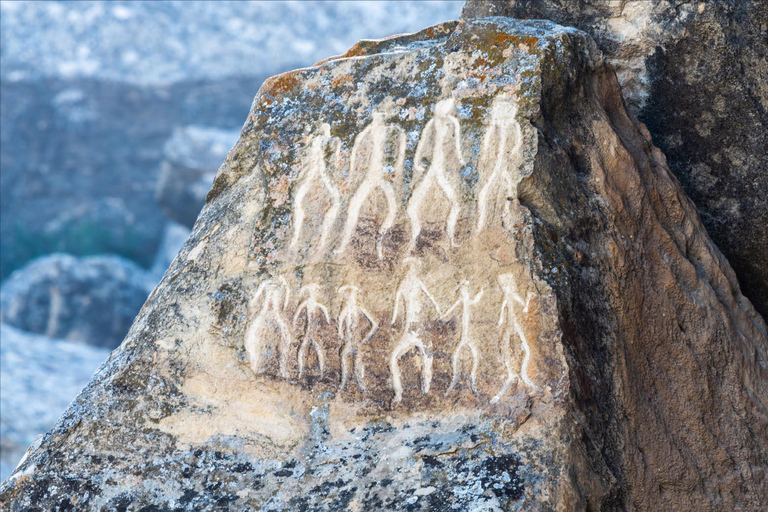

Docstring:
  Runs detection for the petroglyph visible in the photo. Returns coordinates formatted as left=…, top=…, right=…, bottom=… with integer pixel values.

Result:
left=407, top=98, right=465, bottom=252
left=335, top=112, right=406, bottom=259
left=244, top=277, right=293, bottom=378
left=337, top=284, right=378, bottom=392
left=476, top=96, right=523, bottom=233
left=442, top=281, right=484, bottom=395
left=290, top=123, right=342, bottom=256
left=390, top=258, right=442, bottom=403
left=293, top=283, right=331, bottom=378
left=491, top=273, right=538, bottom=404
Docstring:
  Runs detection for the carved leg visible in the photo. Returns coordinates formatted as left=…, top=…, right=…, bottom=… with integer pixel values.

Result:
left=336, top=181, right=372, bottom=255
left=377, top=181, right=398, bottom=259
left=315, top=176, right=341, bottom=257
left=297, top=338, right=309, bottom=378
left=290, top=183, right=311, bottom=249
left=354, top=346, right=366, bottom=392
left=276, top=317, right=293, bottom=379
left=307, top=338, right=324, bottom=378
left=436, top=170, right=461, bottom=247
left=406, top=175, right=433, bottom=252
left=389, top=335, right=414, bottom=403
left=491, top=330, right=518, bottom=404
left=339, top=343, right=351, bottom=391
left=445, top=341, right=463, bottom=396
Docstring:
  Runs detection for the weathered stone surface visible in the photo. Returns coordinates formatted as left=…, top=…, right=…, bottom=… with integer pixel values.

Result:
left=2, top=17, right=766, bottom=511
left=461, top=0, right=768, bottom=320
left=156, top=126, right=240, bottom=228
left=0, top=324, right=110, bottom=481
left=0, top=254, right=154, bottom=348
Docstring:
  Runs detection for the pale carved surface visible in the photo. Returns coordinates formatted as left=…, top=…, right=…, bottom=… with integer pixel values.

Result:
left=234, top=92, right=557, bottom=406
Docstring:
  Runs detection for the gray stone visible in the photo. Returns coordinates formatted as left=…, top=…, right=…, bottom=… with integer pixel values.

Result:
left=2, top=17, right=766, bottom=511
left=156, top=126, right=240, bottom=228
left=460, top=0, right=768, bottom=319
left=0, top=254, right=154, bottom=349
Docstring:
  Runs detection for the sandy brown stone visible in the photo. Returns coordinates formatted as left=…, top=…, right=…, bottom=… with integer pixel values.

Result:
left=461, top=0, right=768, bottom=321
left=1, top=17, right=766, bottom=511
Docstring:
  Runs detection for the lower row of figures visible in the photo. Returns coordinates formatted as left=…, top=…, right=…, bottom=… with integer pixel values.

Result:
left=235, top=264, right=541, bottom=404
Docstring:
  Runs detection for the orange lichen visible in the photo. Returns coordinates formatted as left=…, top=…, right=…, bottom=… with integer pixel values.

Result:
left=262, top=72, right=300, bottom=96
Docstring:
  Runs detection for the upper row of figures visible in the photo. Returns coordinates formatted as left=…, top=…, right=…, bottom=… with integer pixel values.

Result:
left=241, top=258, right=539, bottom=404
left=289, top=95, right=524, bottom=259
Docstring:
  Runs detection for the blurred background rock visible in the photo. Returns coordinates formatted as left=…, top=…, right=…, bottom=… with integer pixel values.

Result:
left=0, top=0, right=462, bottom=479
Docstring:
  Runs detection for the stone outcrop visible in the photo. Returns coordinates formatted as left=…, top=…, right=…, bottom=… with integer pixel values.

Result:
left=460, top=0, right=768, bottom=319
left=2, top=17, right=766, bottom=511
left=0, top=254, right=154, bottom=348
left=0, top=324, right=110, bottom=481
left=0, top=0, right=461, bottom=279
left=156, top=126, right=240, bottom=228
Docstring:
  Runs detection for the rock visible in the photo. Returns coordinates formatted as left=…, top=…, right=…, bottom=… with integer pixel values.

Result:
left=460, top=0, right=768, bottom=319
left=0, top=1, right=462, bottom=278
left=0, top=254, right=154, bottom=349
left=0, top=324, right=110, bottom=481
left=2, top=17, right=767, bottom=511
left=156, top=126, right=240, bottom=227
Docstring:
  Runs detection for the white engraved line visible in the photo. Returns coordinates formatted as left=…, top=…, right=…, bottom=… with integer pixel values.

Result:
left=442, top=281, right=484, bottom=395
left=407, top=99, right=465, bottom=252
left=335, top=113, right=406, bottom=259
left=290, top=123, right=342, bottom=255
left=244, top=277, right=293, bottom=378
left=337, top=284, right=378, bottom=392
left=491, top=274, right=537, bottom=404
left=476, top=98, right=522, bottom=233
left=390, top=258, right=442, bottom=402
left=293, top=284, right=331, bottom=378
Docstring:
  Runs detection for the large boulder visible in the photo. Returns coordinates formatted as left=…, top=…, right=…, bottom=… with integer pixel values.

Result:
left=460, top=0, right=768, bottom=319
left=0, top=254, right=154, bottom=348
left=0, top=1, right=462, bottom=278
left=0, top=324, right=110, bottom=481
left=2, top=17, right=766, bottom=511
left=156, top=126, right=240, bottom=228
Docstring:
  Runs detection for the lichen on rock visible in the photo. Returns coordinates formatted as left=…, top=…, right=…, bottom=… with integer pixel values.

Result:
left=2, top=16, right=767, bottom=511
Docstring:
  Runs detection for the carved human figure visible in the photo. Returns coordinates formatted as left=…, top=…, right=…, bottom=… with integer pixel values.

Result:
left=337, top=284, right=378, bottom=392
left=476, top=96, right=523, bottom=233
left=390, top=258, right=442, bottom=402
left=407, top=98, right=466, bottom=252
left=290, top=123, right=342, bottom=255
left=335, top=112, right=406, bottom=259
left=442, top=280, right=484, bottom=395
left=293, top=283, right=331, bottom=378
left=491, top=273, right=538, bottom=404
left=244, top=276, right=293, bottom=378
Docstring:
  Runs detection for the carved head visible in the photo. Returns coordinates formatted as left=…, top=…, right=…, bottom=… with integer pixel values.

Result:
left=338, top=284, right=359, bottom=299
left=490, top=95, right=518, bottom=124
left=435, top=98, right=455, bottom=117
left=299, top=283, right=322, bottom=299
left=371, top=111, right=386, bottom=124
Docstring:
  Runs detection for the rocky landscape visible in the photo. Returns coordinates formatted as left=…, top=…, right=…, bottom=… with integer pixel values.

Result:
left=2, top=6, right=767, bottom=510
left=0, top=0, right=464, bottom=483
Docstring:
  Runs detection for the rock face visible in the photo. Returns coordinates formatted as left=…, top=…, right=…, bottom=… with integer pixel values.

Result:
left=2, top=17, right=767, bottom=511
left=156, top=126, right=240, bottom=228
left=0, top=254, right=154, bottom=349
left=460, top=0, right=768, bottom=320
left=0, top=324, right=110, bottom=481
